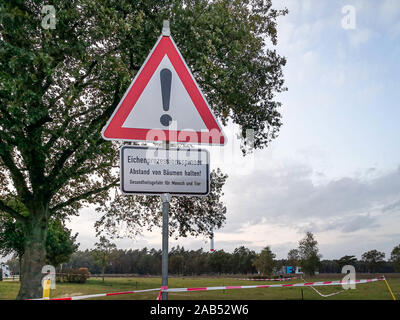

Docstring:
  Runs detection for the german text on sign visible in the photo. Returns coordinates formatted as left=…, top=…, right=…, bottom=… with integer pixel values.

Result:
left=120, top=146, right=210, bottom=196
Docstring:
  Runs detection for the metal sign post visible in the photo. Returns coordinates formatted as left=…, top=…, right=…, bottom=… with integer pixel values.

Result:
left=161, top=192, right=170, bottom=300
left=161, top=139, right=170, bottom=301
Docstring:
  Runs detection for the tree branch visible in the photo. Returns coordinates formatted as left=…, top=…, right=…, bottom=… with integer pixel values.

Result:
left=0, top=199, right=27, bottom=223
left=0, top=139, right=32, bottom=203
left=46, top=84, right=121, bottom=190
left=49, top=179, right=119, bottom=213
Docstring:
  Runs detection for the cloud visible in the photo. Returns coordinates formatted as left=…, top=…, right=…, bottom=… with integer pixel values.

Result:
left=379, top=0, right=400, bottom=23
left=348, top=28, right=374, bottom=47
left=348, top=28, right=374, bottom=48
left=340, top=214, right=379, bottom=232
left=223, top=163, right=400, bottom=233
left=382, top=200, right=400, bottom=213
left=317, top=213, right=379, bottom=233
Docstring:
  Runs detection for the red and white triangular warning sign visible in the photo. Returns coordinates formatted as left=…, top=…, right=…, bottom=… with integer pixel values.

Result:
left=102, top=28, right=226, bottom=145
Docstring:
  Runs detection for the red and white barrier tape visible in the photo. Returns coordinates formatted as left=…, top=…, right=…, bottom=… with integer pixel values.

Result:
left=309, top=285, right=344, bottom=298
left=163, top=277, right=384, bottom=293
left=236, top=277, right=298, bottom=281
left=31, top=288, right=161, bottom=300
left=156, top=286, right=168, bottom=301
left=31, top=277, right=385, bottom=300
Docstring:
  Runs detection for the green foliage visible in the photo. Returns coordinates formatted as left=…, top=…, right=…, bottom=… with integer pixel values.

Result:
left=298, top=232, right=321, bottom=276
left=231, top=246, right=257, bottom=274
left=287, top=248, right=299, bottom=267
left=46, top=219, right=79, bottom=266
left=362, top=249, right=385, bottom=273
left=60, top=245, right=398, bottom=276
left=208, top=249, right=232, bottom=273
left=0, top=199, right=29, bottom=258
left=0, top=214, right=79, bottom=267
left=92, top=236, right=117, bottom=280
left=0, top=214, right=25, bottom=258
left=62, top=249, right=100, bottom=273
left=336, top=255, right=357, bottom=270
left=252, top=246, right=276, bottom=275
left=390, top=244, right=400, bottom=272
left=169, top=255, right=185, bottom=275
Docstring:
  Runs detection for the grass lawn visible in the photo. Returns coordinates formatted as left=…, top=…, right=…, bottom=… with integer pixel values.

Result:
left=0, top=276, right=398, bottom=300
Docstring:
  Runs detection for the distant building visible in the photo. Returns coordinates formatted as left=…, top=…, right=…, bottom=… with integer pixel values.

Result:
left=0, top=263, right=11, bottom=278
left=277, top=266, right=319, bottom=275
left=277, top=266, right=303, bottom=275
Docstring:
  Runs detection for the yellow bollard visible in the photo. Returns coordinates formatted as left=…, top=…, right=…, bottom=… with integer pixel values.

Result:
left=42, top=279, right=51, bottom=300
left=383, top=277, right=396, bottom=301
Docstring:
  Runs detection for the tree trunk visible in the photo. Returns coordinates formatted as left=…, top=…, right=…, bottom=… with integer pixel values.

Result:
left=16, top=213, right=48, bottom=300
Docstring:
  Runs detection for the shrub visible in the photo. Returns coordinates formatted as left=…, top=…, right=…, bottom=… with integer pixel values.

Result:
left=57, top=268, right=90, bottom=283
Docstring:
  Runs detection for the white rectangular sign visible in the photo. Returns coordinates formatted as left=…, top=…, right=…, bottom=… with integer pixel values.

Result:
left=120, top=146, right=210, bottom=196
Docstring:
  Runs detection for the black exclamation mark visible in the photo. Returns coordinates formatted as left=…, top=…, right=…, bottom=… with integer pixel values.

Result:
left=160, top=68, right=172, bottom=127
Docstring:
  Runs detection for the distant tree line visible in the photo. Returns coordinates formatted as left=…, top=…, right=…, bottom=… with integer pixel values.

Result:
left=62, top=246, right=399, bottom=275
left=61, top=245, right=260, bottom=275
left=4, top=233, right=400, bottom=276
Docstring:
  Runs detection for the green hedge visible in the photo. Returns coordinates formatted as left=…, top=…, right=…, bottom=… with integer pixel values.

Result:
left=56, top=268, right=90, bottom=283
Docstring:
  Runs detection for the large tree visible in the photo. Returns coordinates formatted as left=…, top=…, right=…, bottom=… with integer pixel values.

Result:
left=0, top=0, right=287, bottom=299
left=298, top=232, right=321, bottom=277
left=252, top=246, right=275, bottom=275
left=361, top=249, right=385, bottom=273
left=91, top=236, right=116, bottom=282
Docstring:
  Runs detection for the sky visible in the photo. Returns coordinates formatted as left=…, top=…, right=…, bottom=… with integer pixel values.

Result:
left=56, top=0, right=400, bottom=262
